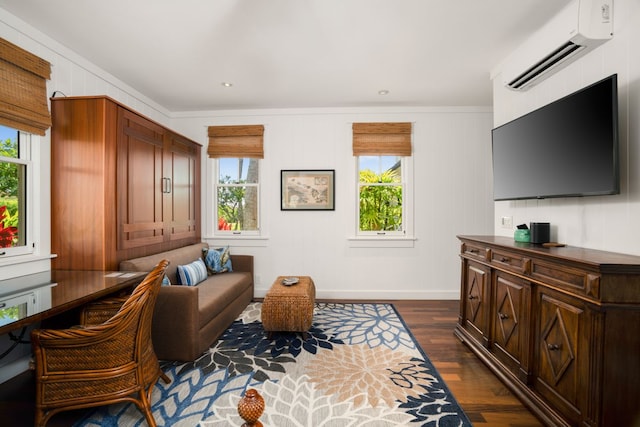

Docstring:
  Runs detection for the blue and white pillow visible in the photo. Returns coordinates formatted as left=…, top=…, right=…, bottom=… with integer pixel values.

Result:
left=161, top=275, right=171, bottom=286
left=177, top=258, right=208, bottom=286
left=203, top=246, right=233, bottom=274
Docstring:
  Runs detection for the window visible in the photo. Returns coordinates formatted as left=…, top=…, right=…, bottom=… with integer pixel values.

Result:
left=208, top=125, right=264, bottom=236
left=358, top=155, right=404, bottom=234
left=215, top=157, right=260, bottom=234
left=0, top=125, right=33, bottom=256
left=353, top=122, right=413, bottom=239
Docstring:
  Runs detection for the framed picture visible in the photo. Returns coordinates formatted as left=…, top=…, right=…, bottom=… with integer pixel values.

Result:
left=281, top=170, right=335, bottom=210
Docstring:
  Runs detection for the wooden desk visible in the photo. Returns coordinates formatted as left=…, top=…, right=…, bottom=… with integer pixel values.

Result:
left=0, top=270, right=146, bottom=335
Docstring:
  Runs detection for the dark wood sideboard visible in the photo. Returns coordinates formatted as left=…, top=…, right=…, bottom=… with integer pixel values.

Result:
left=455, top=235, right=640, bottom=427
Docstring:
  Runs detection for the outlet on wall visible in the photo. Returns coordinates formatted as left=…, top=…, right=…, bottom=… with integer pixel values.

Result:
left=501, top=216, right=513, bottom=229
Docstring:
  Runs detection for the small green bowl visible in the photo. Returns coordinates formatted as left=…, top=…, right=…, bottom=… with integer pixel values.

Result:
left=514, top=229, right=530, bottom=243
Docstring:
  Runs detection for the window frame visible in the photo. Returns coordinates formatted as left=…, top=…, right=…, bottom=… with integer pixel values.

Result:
left=212, top=157, right=262, bottom=237
left=0, top=129, right=34, bottom=258
left=354, top=154, right=414, bottom=240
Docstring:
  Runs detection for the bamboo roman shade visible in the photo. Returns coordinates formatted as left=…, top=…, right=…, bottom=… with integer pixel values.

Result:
left=207, top=125, right=264, bottom=158
left=352, top=122, right=412, bottom=156
left=0, top=38, right=52, bottom=135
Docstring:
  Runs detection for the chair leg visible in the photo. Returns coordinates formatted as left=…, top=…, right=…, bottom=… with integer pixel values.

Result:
left=160, top=371, right=171, bottom=384
left=138, top=391, right=157, bottom=427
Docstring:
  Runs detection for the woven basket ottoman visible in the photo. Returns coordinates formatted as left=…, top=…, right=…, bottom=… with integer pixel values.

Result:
left=261, top=276, right=316, bottom=340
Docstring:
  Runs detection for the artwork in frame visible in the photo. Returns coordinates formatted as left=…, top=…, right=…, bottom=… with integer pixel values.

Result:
left=281, top=170, right=335, bottom=211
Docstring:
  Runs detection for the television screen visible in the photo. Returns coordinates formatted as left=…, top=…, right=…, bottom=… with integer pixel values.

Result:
left=492, top=74, right=619, bottom=201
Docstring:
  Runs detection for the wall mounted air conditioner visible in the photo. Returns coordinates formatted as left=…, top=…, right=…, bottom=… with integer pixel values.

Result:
left=499, top=0, right=613, bottom=91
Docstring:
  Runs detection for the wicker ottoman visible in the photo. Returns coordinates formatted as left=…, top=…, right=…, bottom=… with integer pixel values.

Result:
left=261, top=276, right=316, bottom=339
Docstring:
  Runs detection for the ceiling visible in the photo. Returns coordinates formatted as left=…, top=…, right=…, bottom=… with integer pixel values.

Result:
left=0, top=0, right=573, bottom=112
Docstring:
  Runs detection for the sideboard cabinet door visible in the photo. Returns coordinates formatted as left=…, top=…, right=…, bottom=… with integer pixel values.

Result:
left=461, top=260, right=491, bottom=347
left=534, top=288, right=595, bottom=425
left=491, top=270, right=532, bottom=384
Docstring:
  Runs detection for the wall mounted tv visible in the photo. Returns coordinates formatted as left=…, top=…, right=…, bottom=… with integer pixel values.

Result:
left=492, top=74, right=619, bottom=201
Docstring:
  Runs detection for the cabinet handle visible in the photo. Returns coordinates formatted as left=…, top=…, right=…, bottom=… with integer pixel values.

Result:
left=500, top=257, right=510, bottom=263
left=547, top=344, right=560, bottom=351
left=469, top=249, right=479, bottom=254
left=468, top=295, right=477, bottom=300
left=162, top=177, right=172, bottom=194
left=498, top=313, right=509, bottom=319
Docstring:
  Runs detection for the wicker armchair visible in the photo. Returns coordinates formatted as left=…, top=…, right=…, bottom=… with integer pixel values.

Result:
left=31, top=260, right=171, bottom=427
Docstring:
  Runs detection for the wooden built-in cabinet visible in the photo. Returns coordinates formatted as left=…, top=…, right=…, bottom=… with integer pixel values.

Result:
left=51, top=96, right=201, bottom=271
left=456, top=235, right=640, bottom=427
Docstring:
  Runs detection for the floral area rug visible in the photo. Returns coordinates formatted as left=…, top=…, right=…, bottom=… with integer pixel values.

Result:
left=76, top=303, right=471, bottom=427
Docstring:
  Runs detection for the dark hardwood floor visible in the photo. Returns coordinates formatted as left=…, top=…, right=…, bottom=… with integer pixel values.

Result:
left=0, top=300, right=542, bottom=426
left=392, top=300, right=542, bottom=427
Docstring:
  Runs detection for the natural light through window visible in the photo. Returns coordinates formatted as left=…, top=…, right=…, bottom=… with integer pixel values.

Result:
left=215, top=157, right=260, bottom=234
left=0, top=125, right=32, bottom=256
left=357, top=155, right=404, bottom=235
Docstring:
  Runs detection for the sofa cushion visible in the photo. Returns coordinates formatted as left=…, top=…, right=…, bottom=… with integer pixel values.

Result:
left=177, top=258, right=208, bottom=286
left=197, top=272, right=252, bottom=328
left=119, top=242, right=209, bottom=284
left=203, top=246, right=233, bottom=274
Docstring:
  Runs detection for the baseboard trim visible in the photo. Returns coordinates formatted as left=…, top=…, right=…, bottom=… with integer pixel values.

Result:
left=254, top=288, right=461, bottom=300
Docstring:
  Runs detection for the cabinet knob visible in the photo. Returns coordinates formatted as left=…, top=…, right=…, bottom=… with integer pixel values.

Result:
left=500, top=257, right=510, bottom=263
left=498, top=313, right=509, bottom=320
left=547, top=343, right=560, bottom=351
left=469, top=249, right=479, bottom=254
left=468, top=295, right=477, bottom=300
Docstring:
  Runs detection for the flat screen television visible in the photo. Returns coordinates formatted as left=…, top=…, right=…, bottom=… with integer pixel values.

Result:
left=492, top=74, right=619, bottom=201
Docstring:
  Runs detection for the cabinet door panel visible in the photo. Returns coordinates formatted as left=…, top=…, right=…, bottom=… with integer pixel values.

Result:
left=492, top=271, right=531, bottom=382
left=535, top=290, right=589, bottom=424
left=164, top=132, right=200, bottom=242
left=117, top=108, right=165, bottom=249
left=463, top=261, right=490, bottom=346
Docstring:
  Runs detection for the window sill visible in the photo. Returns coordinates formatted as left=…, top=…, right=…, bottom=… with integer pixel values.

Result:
left=0, top=253, right=56, bottom=281
left=203, top=235, right=269, bottom=248
left=347, top=236, right=416, bottom=248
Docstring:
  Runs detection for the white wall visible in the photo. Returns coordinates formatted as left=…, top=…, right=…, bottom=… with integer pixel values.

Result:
left=491, top=0, right=640, bottom=255
left=172, top=108, right=494, bottom=299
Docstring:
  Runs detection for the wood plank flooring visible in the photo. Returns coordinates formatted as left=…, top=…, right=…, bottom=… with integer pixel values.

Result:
left=392, top=300, right=542, bottom=427
left=0, top=300, right=542, bottom=426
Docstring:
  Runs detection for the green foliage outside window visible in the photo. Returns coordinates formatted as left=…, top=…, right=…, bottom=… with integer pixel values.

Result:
left=0, top=306, right=21, bottom=326
left=216, top=158, right=259, bottom=231
left=0, top=137, right=19, bottom=247
left=359, top=169, right=403, bottom=231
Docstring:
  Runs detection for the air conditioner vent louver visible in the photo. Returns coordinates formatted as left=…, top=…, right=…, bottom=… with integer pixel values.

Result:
left=496, top=0, right=613, bottom=91
left=507, top=42, right=586, bottom=90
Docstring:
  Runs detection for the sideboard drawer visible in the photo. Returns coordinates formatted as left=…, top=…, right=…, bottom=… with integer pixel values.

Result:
left=531, top=259, right=600, bottom=299
left=491, top=249, right=530, bottom=275
left=461, top=242, right=489, bottom=262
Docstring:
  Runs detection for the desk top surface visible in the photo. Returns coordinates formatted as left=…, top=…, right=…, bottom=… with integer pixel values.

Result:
left=0, top=270, right=146, bottom=335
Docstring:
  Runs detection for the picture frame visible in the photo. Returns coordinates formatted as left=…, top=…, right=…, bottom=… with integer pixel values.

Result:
left=281, top=169, right=335, bottom=211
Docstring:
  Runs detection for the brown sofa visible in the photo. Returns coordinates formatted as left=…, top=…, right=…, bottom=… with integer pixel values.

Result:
left=119, top=242, right=253, bottom=362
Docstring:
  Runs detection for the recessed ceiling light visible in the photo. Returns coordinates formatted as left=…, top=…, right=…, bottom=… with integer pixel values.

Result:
left=221, top=82, right=233, bottom=87
left=378, top=89, right=389, bottom=95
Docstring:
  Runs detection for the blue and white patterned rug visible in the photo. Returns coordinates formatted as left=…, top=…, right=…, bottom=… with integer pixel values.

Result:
left=76, top=303, right=472, bottom=427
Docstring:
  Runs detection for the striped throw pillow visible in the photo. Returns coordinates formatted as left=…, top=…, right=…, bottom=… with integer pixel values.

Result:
left=177, top=258, right=208, bottom=286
